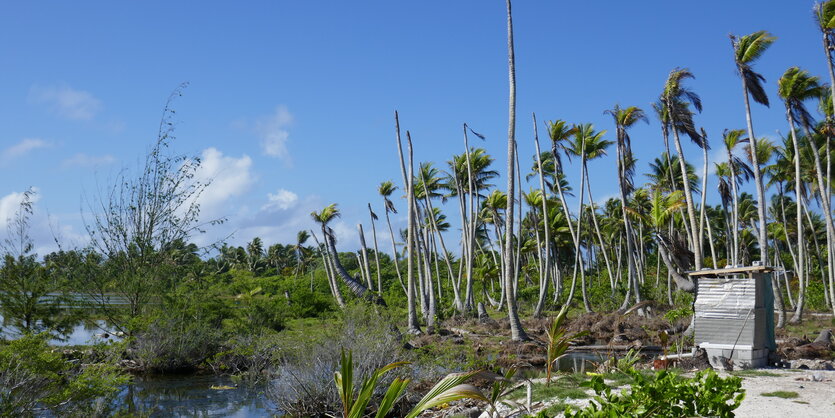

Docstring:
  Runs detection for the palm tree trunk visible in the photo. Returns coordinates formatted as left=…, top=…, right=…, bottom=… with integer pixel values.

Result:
left=384, top=208, right=406, bottom=294
left=405, top=131, right=421, bottom=333
left=503, top=0, right=527, bottom=341
left=671, top=128, right=703, bottom=269
left=576, top=152, right=592, bottom=313
left=358, top=224, right=374, bottom=292
left=700, top=145, right=717, bottom=267
left=368, top=204, right=383, bottom=295
left=422, top=187, right=463, bottom=311
left=729, top=148, right=741, bottom=266
left=786, top=112, right=806, bottom=324
left=739, top=75, right=769, bottom=264
left=463, top=127, right=477, bottom=311
left=310, top=230, right=345, bottom=307
left=533, top=114, right=551, bottom=317
left=820, top=30, right=835, bottom=315
left=584, top=164, right=616, bottom=290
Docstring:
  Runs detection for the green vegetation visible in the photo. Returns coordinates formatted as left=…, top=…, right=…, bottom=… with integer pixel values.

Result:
left=761, top=391, right=800, bottom=399
left=731, top=370, right=782, bottom=377
left=7, top=0, right=835, bottom=415
left=565, top=369, right=744, bottom=418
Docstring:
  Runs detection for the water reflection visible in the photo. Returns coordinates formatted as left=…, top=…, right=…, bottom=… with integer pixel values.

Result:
left=117, top=374, right=274, bottom=417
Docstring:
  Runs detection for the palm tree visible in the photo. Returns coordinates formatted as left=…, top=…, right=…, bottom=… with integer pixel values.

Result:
left=778, top=67, right=823, bottom=323
left=378, top=181, right=406, bottom=293
left=722, top=129, right=752, bottom=265
left=731, top=30, right=776, bottom=265
left=503, top=0, right=527, bottom=341
left=293, top=230, right=311, bottom=277
left=661, top=68, right=704, bottom=269
left=311, top=204, right=378, bottom=305
left=606, top=105, right=648, bottom=310
left=565, top=123, right=610, bottom=312
left=816, top=3, right=835, bottom=315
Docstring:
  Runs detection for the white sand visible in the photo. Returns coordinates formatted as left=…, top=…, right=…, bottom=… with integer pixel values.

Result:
left=731, top=370, right=835, bottom=418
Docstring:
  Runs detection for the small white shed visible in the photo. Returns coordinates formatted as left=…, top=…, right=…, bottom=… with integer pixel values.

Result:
left=689, top=265, right=776, bottom=369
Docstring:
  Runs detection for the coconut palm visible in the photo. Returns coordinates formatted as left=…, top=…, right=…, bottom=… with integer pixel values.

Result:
left=778, top=67, right=824, bottom=323
left=731, top=30, right=776, bottom=265
left=311, top=204, right=379, bottom=305
left=606, top=105, right=648, bottom=310
left=565, top=123, right=611, bottom=312
left=661, top=68, right=704, bottom=269
left=378, top=181, right=406, bottom=293
left=722, top=129, right=752, bottom=265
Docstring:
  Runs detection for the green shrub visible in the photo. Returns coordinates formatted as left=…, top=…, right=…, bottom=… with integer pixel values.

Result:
left=565, top=368, right=744, bottom=417
left=0, top=333, right=127, bottom=417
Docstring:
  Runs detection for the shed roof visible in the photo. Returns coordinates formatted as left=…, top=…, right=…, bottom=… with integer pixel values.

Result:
left=687, top=265, right=773, bottom=277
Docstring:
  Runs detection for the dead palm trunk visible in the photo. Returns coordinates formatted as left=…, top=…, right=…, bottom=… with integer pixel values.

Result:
left=503, top=0, right=527, bottom=341
left=819, top=28, right=835, bottom=314
left=399, top=123, right=421, bottom=333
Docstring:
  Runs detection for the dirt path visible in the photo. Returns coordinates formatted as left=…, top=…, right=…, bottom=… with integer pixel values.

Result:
left=731, top=370, right=835, bottom=417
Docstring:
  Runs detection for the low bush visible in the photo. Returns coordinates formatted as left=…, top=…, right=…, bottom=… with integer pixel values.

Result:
left=564, top=368, right=744, bottom=417
left=0, top=333, right=127, bottom=417
left=268, top=303, right=408, bottom=416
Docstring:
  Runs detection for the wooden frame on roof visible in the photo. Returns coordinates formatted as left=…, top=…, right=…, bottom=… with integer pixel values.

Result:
left=687, top=265, right=773, bottom=277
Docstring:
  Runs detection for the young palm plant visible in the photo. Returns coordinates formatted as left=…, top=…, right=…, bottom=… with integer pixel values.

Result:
left=334, top=349, right=490, bottom=418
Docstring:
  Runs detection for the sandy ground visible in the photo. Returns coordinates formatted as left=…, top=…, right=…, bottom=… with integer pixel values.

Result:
left=730, top=370, right=835, bottom=418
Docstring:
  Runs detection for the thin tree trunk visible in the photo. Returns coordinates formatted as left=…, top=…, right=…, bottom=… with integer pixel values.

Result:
left=311, top=230, right=344, bottom=307
left=405, top=130, right=421, bottom=333
left=786, top=112, right=806, bottom=324
left=368, top=204, right=383, bottom=295
left=670, top=127, right=703, bottom=269
left=504, top=0, right=527, bottom=341
left=533, top=113, right=551, bottom=317
left=736, top=63, right=769, bottom=265
left=358, top=224, right=374, bottom=292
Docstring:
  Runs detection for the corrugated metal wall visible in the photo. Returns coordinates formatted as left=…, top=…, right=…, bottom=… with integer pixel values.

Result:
left=694, top=276, right=768, bottom=349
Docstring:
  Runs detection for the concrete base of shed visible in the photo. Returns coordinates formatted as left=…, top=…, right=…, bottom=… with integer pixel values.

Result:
left=701, top=343, right=769, bottom=369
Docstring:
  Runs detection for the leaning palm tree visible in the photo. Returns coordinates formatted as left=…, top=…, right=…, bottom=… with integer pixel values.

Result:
left=731, top=30, right=776, bottom=264
left=503, top=0, right=527, bottom=341
left=311, top=204, right=381, bottom=305
left=606, top=105, right=648, bottom=311
left=778, top=67, right=823, bottom=323
left=661, top=68, right=704, bottom=269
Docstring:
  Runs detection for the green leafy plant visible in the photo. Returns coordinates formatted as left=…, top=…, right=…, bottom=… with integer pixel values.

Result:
left=565, top=368, right=744, bottom=417
left=333, top=348, right=490, bottom=418
left=545, top=307, right=589, bottom=385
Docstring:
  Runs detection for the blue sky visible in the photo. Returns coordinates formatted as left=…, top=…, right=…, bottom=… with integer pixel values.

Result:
left=0, top=1, right=830, bottom=255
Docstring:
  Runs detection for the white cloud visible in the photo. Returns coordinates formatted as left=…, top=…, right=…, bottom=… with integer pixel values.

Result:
left=256, top=105, right=293, bottom=163
left=61, top=153, right=116, bottom=168
left=262, top=188, right=298, bottom=211
left=2, top=138, right=50, bottom=162
left=29, top=84, right=102, bottom=120
left=194, top=148, right=256, bottom=219
left=0, top=190, right=39, bottom=231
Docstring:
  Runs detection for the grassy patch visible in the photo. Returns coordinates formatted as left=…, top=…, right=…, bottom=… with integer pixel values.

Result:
left=508, top=373, right=592, bottom=403
left=761, top=391, right=799, bottom=399
left=731, top=370, right=781, bottom=377
left=793, top=400, right=810, bottom=404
